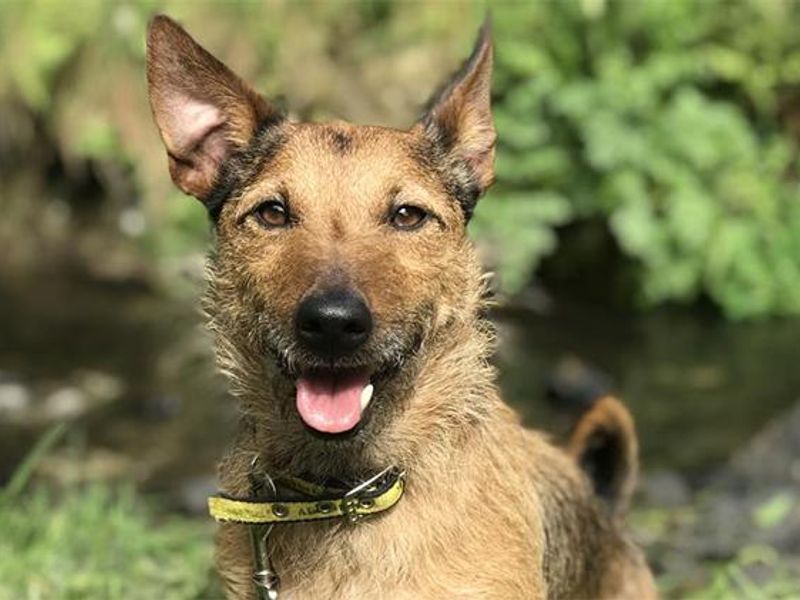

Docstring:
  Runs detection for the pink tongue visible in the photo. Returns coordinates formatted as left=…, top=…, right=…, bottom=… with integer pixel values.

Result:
left=296, top=373, right=370, bottom=433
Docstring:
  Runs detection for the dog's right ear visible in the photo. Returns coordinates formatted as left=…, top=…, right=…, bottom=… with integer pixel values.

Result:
left=146, top=15, right=281, bottom=201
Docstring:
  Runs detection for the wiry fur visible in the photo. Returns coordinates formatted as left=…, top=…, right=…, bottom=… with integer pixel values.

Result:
left=146, top=14, right=656, bottom=599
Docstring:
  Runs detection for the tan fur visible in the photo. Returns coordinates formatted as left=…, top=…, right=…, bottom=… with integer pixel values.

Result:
left=568, top=395, right=640, bottom=521
left=146, top=15, right=657, bottom=599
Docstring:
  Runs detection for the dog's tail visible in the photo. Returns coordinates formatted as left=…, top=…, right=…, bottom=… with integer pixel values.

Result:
left=547, top=358, right=639, bottom=520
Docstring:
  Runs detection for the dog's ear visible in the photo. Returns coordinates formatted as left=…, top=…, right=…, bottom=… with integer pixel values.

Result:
left=418, top=19, right=495, bottom=216
left=567, top=396, right=639, bottom=521
left=146, top=15, right=281, bottom=201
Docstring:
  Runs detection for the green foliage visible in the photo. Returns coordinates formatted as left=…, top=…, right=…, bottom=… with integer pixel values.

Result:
left=471, top=191, right=572, bottom=292
left=753, top=492, right=795, bottom=530
left=482, top=0, right=800, bottom=317
left=685, top=545, right=800, bottom=599
left=1, top=0, right=799, bottom=317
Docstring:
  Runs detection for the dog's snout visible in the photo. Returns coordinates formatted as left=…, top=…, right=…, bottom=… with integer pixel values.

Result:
left=295, top=289, right=373, bottom=358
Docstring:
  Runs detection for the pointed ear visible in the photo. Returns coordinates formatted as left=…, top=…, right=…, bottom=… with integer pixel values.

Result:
left=567, top=396, right=639, bottom=521
left=419, top=19, right=495, bottom=211
left=146, top=15, right=282, bottom=201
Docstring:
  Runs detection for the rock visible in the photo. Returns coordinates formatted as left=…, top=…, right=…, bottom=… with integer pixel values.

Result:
left=43, top=386, right=87, bottom=419
left=37, top=448, right=137, bottom=484
left=639, top=469, right=691, bottom=508
left=36, top=373, right=122, bottom=423
left=143, top=393, right=182, bottom=420
left=634, top=400, right=800, bottom=592
left=714, top=399, right=800, bottom=490
left=686, top=494, right=751, bottom=560
left=0, top=382, right=31, bottom=416
left=78, top=370, right=124, bottom=403
left=177, top=475, right=218, bottom=515
left=545, top=356, right=615, bottom=412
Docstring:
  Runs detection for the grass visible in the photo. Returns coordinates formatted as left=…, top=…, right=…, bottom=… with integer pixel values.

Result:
left=2, top=427, right=799, bottom=598
left=0, top=485, right=216, bottom=600
left=0, top=425, right=218, bottom=600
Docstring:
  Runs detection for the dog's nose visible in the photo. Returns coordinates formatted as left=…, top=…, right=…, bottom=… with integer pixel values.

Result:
left=295, top=289, right=373, bottom=358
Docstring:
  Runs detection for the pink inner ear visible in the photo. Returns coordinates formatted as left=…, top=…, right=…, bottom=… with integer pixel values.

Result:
left=163, top=94, right=228, bottom=163
left=159, top=93, right=233, bottom=197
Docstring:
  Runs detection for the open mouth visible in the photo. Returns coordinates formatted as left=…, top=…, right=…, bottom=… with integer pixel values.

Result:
left=295, top=368, right=374, bottom=434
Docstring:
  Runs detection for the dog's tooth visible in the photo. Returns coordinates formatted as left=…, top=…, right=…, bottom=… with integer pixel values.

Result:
left=360, top=384, right=374, bottom=410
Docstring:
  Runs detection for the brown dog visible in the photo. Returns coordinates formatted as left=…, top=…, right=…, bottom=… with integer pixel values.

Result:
left=146, top=15, right=656, bottom=599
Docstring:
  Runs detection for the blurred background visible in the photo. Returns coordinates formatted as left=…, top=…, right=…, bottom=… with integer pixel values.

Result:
left=1, top=0, right=800, bottom=597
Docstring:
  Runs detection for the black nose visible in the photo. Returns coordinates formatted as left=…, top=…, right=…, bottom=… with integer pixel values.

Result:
left=295, top=289, right=373, bottom=358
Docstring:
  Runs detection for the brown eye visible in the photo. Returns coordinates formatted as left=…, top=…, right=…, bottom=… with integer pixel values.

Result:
left=254, top=199, right=289, bottom=228
left=390, top=205, right=428, bottom=231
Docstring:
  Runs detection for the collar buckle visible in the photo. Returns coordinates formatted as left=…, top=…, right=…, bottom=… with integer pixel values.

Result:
left=342, top=466, right=404, bottom=523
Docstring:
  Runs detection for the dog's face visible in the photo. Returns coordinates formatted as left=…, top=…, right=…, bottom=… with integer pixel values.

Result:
left=147, top=16, right=494, bottom=444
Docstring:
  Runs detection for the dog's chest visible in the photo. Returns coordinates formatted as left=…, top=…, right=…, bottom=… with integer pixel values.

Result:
left=266, top=498, right=545, bottom=599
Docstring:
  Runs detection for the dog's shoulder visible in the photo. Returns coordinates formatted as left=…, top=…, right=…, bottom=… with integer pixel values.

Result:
left=512, top=408, right=656, bottom=599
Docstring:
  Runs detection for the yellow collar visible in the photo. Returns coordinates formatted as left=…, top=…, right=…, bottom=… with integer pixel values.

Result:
left=208, top=466, right=406, bottom=525
left=209, top=463, right=405, bottom=599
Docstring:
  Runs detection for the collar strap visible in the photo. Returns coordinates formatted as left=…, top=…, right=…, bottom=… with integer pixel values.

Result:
left=208, top=467, right=405, bottom=525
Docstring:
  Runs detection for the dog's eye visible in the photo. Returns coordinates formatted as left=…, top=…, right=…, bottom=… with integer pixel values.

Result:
left=254, top=199, right=290, bottom=229
left=390, top=205, right=428, bottom=231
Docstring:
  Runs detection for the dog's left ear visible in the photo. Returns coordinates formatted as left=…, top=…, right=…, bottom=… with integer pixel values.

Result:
left=418, top=19, right=495, bottom=217
left=567, top=396, right=639, bottom=521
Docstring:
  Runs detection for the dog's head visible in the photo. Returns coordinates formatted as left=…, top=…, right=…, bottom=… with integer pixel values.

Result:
left=146, top=16, right=495, bottom=458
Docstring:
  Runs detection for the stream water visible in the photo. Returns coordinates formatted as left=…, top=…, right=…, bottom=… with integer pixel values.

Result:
left=2, top=272, right=798, bottom=501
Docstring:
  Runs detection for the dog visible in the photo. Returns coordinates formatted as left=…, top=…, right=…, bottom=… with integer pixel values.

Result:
left=146, top=15, right=656, bottom=599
